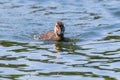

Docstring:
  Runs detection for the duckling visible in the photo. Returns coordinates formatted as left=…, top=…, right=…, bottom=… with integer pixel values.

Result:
left=36, top=21, right=68, bottom=41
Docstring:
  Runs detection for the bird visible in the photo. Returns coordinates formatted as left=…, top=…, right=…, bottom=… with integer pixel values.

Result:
left=34, top=21, right=68, bottom=41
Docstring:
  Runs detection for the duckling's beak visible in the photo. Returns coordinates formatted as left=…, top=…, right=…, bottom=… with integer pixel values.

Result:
left=58, top=28, right=62, bottom=35
left=58, top=28, right=64, bottom=36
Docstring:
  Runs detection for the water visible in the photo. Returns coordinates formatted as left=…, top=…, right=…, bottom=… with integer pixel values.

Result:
left=0, top=0, right=120, bottom=80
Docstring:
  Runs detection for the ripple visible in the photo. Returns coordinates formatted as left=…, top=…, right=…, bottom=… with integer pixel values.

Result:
left=0, top=0, right=120, bottom=80
left=103, top=35, right=120, bottom=40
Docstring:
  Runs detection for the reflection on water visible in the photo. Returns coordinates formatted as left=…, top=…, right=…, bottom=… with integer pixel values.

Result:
left=54, top=40, right=79, bottom=52
left=0, top=0, right=120, bottom=80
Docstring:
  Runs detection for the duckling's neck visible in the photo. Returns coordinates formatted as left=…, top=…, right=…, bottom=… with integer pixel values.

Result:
left=55, top=35, right=64, bottom=41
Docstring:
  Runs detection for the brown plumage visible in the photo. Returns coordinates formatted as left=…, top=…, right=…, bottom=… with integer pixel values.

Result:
left=37, top=21, right=68, bottom=41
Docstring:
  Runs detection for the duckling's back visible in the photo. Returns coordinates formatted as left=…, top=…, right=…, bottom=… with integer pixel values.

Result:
left=38, top=32, right=56, bottom=40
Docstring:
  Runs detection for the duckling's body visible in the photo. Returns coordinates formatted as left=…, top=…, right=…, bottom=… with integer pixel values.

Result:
left=37, top=21, right=68, bottom=41
left=38, top=32, right=56, bottom=40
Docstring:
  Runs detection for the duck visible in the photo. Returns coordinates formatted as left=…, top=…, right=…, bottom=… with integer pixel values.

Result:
left=35, top=21, right=68, bottom=41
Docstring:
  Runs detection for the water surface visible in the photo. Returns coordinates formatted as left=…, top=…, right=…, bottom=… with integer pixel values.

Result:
left=0, top=0, right=120, bottom=80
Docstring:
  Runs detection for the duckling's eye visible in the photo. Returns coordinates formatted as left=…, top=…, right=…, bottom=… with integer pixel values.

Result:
left=61, top=26, right=65, bottom=32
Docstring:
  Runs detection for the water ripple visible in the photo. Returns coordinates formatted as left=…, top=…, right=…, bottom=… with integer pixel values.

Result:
left=0, top=0, right=120, bottom=80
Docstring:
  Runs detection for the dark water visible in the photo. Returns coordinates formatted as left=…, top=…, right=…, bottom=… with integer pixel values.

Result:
left=0, top=0, right=120, bottom=80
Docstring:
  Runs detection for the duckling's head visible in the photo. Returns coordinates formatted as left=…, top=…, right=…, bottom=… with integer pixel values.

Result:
left=54, top=21, right=65, bottom=40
